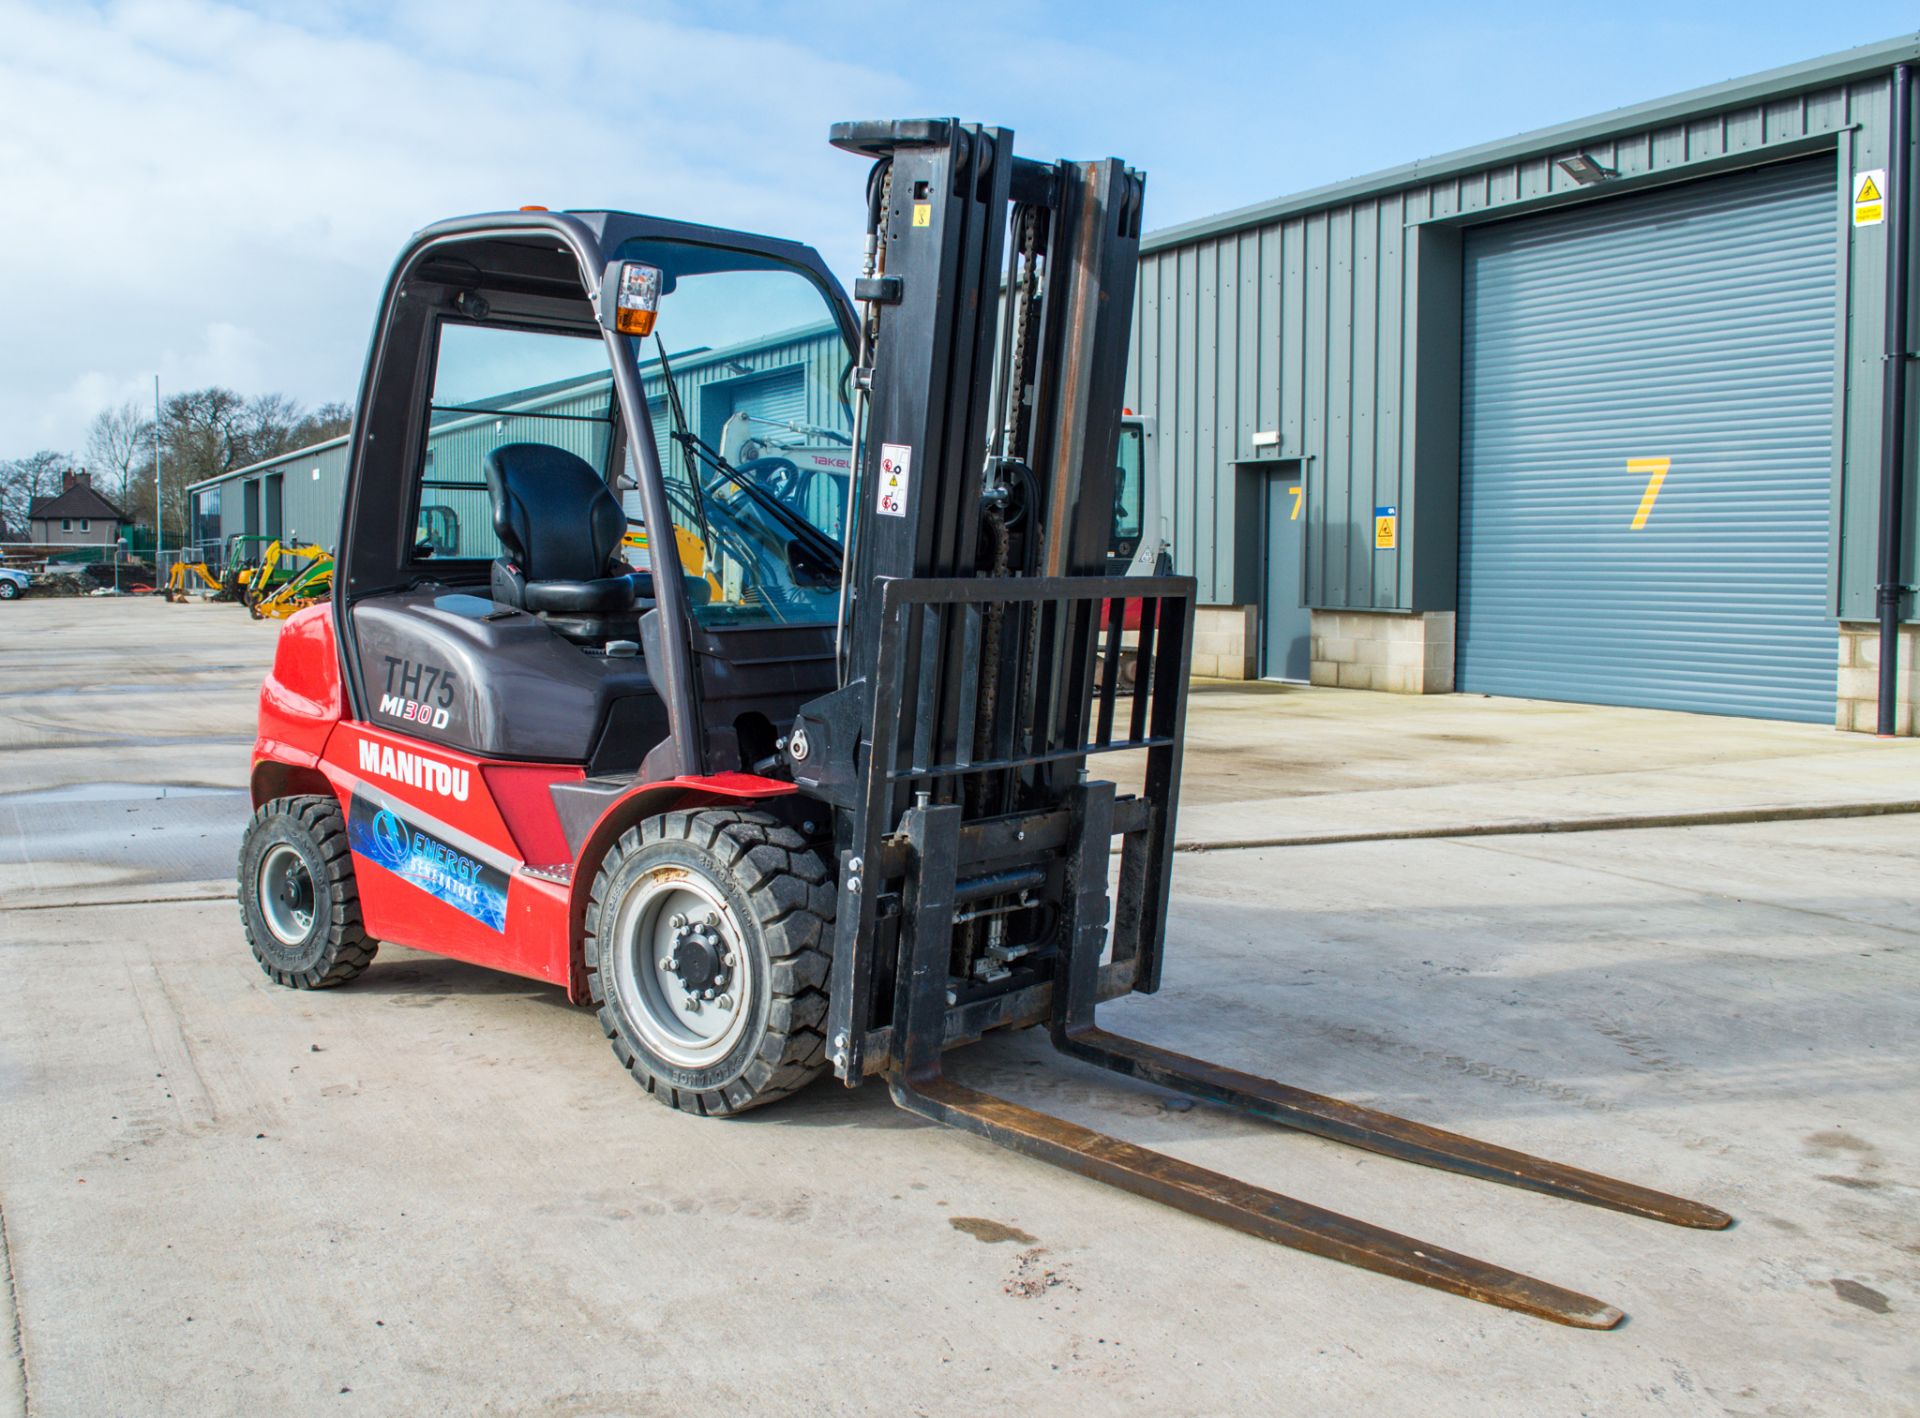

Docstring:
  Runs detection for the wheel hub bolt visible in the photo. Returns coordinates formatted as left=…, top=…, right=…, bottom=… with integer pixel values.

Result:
left=683, top=997, right=701, bottom=1014
left=717, top=994, right=734, bottom=1011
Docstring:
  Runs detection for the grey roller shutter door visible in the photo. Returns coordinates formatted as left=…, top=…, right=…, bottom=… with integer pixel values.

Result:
left=728, top=369, right=807, bottom=428
left=1458, top=157, right=1838, bottom=723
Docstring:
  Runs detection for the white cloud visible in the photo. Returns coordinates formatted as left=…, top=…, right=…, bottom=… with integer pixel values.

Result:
left=2, top=0, right=1909, bottom=459
left=0, top=0, right=908, bottom=456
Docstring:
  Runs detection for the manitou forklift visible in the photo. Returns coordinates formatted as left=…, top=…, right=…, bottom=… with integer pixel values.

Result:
left=237, top=119, right=1727, bottom=1327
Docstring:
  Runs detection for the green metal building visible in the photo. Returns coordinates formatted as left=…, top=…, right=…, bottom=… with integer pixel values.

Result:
left=186, top=321, right=845, bottom=563
left=1126, top=35, right=1917, bottom=733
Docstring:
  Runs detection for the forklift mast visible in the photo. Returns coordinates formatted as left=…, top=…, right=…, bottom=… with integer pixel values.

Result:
left=786, top=120, right=1189, bottom=1085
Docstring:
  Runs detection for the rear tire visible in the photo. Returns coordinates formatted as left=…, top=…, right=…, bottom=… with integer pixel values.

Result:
left=586, top=808, right=834, bottom=1116
left=238, top=795, right=377, bottom=989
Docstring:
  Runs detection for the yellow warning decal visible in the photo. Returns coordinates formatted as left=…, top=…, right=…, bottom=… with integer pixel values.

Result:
left=912, top=202, right=932, bottom=228
left=1853, top=168, right=1887, bottom=228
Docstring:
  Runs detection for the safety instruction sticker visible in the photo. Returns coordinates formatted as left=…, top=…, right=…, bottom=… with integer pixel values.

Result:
left=1373, top=506, right=1398, bottom=550
left=1853, top=169, right=1886, bottom=227
left=877, top=443, right=912, bottom=518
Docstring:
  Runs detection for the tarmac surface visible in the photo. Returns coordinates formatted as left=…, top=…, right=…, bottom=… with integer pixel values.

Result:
left=2, top=597, right=1918, bottom=1414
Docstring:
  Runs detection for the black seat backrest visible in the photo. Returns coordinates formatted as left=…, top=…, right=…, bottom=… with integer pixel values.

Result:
left=483, top=444, right=627, bottom=582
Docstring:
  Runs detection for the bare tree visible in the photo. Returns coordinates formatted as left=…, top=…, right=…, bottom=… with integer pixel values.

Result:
left=238, top=392, right=309, bottom=465
left=85, top=400, right=155, bottom=509
left=2, top=385, right=351, bottom=542
left=0, top=450, right=79, bottom=540
left=293, top=402, right=353, bottom=445
left=160, top=387, right=252, bottom=485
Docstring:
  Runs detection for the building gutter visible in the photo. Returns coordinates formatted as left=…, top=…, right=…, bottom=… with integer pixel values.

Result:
left=1877, top=64, right=1914, bottom=736
left=1142, top=33, right=1920, bottom=255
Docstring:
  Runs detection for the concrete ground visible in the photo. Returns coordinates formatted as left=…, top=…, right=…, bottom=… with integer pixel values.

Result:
left=3, top=597, right=1918, bottom=1414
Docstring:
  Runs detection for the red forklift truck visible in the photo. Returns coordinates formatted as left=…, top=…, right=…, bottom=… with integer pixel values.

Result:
left=237, top=118, right=1728, bottom=1327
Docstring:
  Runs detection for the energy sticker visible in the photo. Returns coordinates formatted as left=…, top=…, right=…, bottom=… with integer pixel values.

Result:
left=1853, top=169, right=1886, bottom=227
left=347, top=792, right=508, bottom=932
left=877, top=443, right=912, bottom=518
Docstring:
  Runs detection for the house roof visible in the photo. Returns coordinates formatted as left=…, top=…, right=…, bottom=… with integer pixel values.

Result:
left=29, top=483, right=126, bottom=522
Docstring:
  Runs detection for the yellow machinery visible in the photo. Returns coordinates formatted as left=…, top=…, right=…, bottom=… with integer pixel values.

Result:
left=621, top=522, right=723, bottom=603
left=246, top=540, right=334, bottom=619
left=165, top=557, right=222, bottom=602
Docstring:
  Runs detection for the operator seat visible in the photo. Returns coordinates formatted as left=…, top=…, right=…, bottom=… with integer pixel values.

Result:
left=485, top=443, right=644, bottom=644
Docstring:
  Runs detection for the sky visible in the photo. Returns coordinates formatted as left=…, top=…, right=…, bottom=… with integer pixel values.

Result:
left=2, top=0, right=1915, bottom=461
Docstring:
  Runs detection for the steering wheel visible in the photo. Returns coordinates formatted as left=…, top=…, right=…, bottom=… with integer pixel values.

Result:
left=728, top=455, right=805, bottom=506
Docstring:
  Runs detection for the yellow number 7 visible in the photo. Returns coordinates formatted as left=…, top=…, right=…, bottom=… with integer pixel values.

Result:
left=1629, top=457, right=1670, bottom=530
left=1288, top=484, right=1303, bottom=521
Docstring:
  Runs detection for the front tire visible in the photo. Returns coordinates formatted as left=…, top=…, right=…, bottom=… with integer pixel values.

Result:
left=238, top=795, right=377, bottom=988
left=586, top=808, right=834, bottom=1116
left=0, top=580, right=18, bottom=600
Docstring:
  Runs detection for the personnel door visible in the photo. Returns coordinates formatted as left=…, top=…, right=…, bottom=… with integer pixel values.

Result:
left=1261, top=464, right=1309, bottom=681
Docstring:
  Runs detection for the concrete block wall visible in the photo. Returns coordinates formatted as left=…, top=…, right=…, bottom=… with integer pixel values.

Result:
left=1836, top=622, right=1919, bottom=735
left=1310, top=610, right=1455, bottom=694
left=1189, top=604, right=1258, bottom=679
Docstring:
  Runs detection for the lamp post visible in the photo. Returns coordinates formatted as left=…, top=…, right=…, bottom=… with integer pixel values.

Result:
left=153, top=375, right=164, bottom=589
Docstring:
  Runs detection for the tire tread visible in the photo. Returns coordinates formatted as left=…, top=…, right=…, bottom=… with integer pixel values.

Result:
left=585, top=808, right=834, bottom=1117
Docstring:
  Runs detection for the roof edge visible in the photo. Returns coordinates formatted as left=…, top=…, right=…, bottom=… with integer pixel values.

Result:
left=1142, top=32, right=1920, bottom=253
left=185, top=433, right=351, bottom=491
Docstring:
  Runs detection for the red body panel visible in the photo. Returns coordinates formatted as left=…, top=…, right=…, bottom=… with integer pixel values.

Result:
left=317, top=722, right=578, bottom=984
left=256, top=605, right=342, bottom=769
left=249, top=610, right=797, bottom=1000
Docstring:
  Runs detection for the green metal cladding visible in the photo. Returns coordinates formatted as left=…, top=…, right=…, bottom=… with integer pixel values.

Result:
left=1124, top=35, right=1919, bottom=624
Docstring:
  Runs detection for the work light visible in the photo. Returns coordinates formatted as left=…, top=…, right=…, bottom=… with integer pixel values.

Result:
left=608, top=262, right=663, bottom=336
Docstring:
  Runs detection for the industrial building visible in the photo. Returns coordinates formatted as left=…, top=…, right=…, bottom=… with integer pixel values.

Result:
left=1127, top=35, right=1917, bottom=734
left=192, top=36, right=1917, bottom=732
left=187, top=320, right=846, bottom=556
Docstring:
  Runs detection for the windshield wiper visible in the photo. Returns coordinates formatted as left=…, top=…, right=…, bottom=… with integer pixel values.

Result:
left=650, top=337, right=716, bottom=552
left=648, top=335, right=841, bottom=576
left=673, top=430, right=843, bottom=573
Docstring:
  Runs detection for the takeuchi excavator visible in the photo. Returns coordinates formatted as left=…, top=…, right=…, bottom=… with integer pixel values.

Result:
left=235, top=118, right=1729, bottom=1327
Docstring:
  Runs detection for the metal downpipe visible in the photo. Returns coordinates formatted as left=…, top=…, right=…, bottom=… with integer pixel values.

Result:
left=1876, top=62, right=1913, bottom=736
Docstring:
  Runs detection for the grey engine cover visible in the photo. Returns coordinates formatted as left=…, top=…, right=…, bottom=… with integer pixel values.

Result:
left=350, top=591, right=665, bottom=769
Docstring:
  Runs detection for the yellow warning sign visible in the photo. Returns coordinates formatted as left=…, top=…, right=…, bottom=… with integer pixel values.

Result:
left=1853, top=168, right=1886, bottom=227
left=1373, top=506, right=1397, bottom=550
left=912, top=202, right=932, bottom=228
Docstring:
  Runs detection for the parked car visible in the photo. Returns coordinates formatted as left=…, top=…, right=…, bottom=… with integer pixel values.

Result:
left=0, top=567, right=31, bottom=600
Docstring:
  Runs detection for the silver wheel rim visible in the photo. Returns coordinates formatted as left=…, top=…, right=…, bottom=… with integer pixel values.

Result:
left=611, top=866, right=753, bottom=1070
left=258, top=843, right=317, bottom=946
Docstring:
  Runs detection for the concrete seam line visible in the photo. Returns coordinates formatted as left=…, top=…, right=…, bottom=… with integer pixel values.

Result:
left=0, top=893, right=234, bottom=914
left=1171, top=799, right=1920, bottom=853
left=0, top=1200, right=29, bottom=1418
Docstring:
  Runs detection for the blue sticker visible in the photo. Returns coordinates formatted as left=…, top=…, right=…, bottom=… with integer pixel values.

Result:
left=348, top=792, right=508, bottom=931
